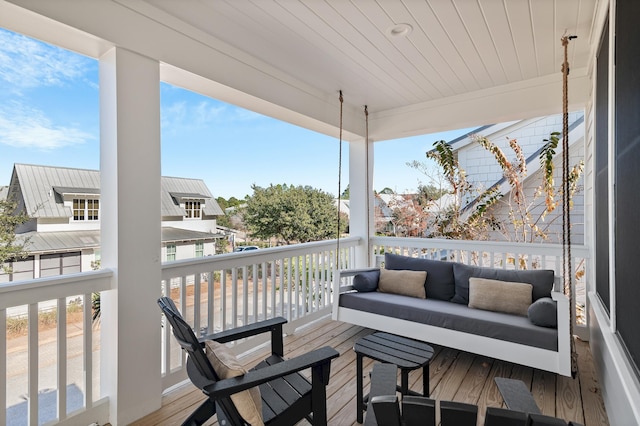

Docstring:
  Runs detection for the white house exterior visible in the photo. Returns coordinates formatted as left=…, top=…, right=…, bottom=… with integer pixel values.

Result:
left=1, top=164, right=225, bottom=282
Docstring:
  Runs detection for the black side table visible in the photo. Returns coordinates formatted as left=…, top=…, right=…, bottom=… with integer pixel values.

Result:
left=354, top=331, right=434, bottom=423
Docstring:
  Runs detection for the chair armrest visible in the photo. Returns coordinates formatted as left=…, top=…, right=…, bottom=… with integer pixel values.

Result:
left=202, top=346, right=339, bottom=399
left=200, top=316, right=287, bottom=356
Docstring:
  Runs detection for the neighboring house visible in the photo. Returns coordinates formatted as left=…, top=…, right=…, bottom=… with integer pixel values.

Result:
left=337, top=197, right=394, bottom=234
left=439, top=112, right=585, bottom=244
left=0, top=164, right=226, bottom=282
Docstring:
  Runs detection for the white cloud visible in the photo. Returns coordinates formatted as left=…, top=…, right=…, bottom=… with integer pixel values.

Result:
left=232, top=108, right=263, bottom=122
left=161, top=100, right=263, bottom=131
left=0, top=102, right=93, bottom=149
left=194, top=101, right=225, bottom=125
left=0, top=29, right=90, bottom=91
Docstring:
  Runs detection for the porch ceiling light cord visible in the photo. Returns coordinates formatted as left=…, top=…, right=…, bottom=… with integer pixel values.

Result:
left=336, top=90, right=344, bottom=269
left=561, top=33, right=578, bottom=377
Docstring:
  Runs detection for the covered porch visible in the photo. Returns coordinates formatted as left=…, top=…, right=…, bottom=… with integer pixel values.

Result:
left=136, top=317, right=607, bottom=426
left=1, top=0, right=638, bottom=425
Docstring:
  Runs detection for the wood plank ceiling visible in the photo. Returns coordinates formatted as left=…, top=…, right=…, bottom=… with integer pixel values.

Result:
left=147, top=0, right=597, bottom=114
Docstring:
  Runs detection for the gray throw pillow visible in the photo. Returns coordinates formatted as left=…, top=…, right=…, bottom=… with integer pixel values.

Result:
left=352, top=270, right=380, bottom=292
left=451, top=263, right=554, bottom=305
left=527, top=297, right=558, bottom=328
left=384, top=253, right=455, bottom=301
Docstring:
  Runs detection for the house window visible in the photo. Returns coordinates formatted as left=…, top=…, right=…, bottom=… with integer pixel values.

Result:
left=73, top=198, right=99, bottom=221
left=195, top=242, right=204, bottom=257
left=185, top=201, right=201, bottom=218
left=166, top=244, right=176, bottom=261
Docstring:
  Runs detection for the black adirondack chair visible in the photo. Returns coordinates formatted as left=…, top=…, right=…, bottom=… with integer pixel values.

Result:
left=158, top=297, right=339, bottom=426
left=367, top=365, right=585, bottom=426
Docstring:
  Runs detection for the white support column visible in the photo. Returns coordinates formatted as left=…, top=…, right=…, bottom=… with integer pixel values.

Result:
left=99, top=47, right=162, bottom=425
left=349, top=138, right=375, bottom=268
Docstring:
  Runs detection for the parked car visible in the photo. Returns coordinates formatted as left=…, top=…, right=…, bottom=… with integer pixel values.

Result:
left=234, top=246, right=259, bottom=252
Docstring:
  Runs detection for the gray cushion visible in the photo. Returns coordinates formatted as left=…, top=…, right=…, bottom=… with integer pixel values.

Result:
left=527, top=297, right=558, bottom=328
left=451, top=263, right=554, bottom=305
left=339, top=292, right=558, bottom=351
left=384, top=253, right=455, bottom=301
left=353, top=270, right=380, bottom=292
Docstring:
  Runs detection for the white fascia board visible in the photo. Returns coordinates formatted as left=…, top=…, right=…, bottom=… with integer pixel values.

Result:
left=369, top=69, right=590, bottom=142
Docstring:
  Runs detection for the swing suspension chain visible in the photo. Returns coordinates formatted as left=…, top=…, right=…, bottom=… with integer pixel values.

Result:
left=561, top=36, right=572, bottom=298
left=364, top=105, right=370, bottom=258
left=336, top=90, right=344, bottom=268
left=561, top=34, right=578, bottom=376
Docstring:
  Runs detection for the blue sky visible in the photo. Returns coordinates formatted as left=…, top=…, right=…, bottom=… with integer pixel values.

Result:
left=0, top=28, right=472, bottom=199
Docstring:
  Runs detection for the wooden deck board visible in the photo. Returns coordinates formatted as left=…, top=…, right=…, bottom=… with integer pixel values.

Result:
left=134, top=317, right=609, bottom=426
left=576, top=338, right=609, bottom=426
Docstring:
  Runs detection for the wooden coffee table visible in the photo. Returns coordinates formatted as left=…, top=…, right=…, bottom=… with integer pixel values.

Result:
left=354, top=331, right=434, bottom=423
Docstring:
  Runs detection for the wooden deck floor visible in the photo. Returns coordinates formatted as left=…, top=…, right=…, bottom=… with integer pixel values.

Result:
left=133, top=318, right=609, bottom=426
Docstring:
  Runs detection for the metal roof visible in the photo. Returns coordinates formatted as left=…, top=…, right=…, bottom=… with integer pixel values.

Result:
left=9, top=164, right=224, bottom=218
left=19, top=227, right=224, bottom=253
left=161, top=227, right=225, bottom=243
left=12, top=164, right=99, bottom=218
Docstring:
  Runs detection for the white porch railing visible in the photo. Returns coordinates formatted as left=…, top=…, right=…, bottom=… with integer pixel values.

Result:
left=371, top=236, right=589, bottom=338
left=159, top=237, right=359, bottom=390
left=1, top=236, right=589, bottom=425
left=0, top=270, right=113, bottom=426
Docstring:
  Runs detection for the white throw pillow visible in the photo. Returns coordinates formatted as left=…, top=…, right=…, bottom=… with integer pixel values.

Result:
left=205, top=340, right=264, bottom=426
left=377, top=268, right=427, bottom=299
left=468, top=277, right=532, bottom=316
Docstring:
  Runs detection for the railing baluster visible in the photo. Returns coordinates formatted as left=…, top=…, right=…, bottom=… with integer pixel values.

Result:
left=301, top=255, right=307, bottom=314
left=28, top=302, right=38, bottom=426
left=58, top=297, right=67, bottom=420
left=231, top=268, right=238, bottom=329
left=194, top=273, right=201, bottom=334
left=313, top=252, right=318, bottom=311
left=294, top=257, right=300, bottom=320
left=242, top=266, right=248, bottom=326
left=1, top=308, right=6, bottom=425
left=252, top=264, right=258, bottom=323
left=207, top=272, right=214, bottom=334
left=278, top=258, right=284, bottom=317
left=261, top=263, right=267, bottom=321
left=270, top=260, right=276, bottom=319
left=84, top=293, right=93, bottom=408
left=286, top=258, right=292, bottom=321
left=221, top=270, right=227, bottom=331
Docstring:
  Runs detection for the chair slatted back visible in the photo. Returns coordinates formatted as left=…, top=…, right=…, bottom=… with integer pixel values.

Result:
left=158, top=297, right=217, bottom=381
left=158, top=297, right=247, bottom=425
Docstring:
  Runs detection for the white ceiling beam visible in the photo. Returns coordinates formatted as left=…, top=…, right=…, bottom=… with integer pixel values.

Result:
left=369, top=68, right=591, bottom=141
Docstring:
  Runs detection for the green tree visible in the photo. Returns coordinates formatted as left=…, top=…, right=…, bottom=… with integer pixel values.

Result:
left=340, top=184, right=350, bottom=199
left=417, top=184, right=447, bottom=204
left=244, top=184, right=347, bottom=244
left=0, top=199, right=30, bottom=273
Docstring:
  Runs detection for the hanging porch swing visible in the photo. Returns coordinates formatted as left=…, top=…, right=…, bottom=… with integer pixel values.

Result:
left=332, top=35, right=578, bottom=377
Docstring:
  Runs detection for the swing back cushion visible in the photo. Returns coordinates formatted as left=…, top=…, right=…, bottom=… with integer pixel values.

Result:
left=205, top=340, right=264, bottom=426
